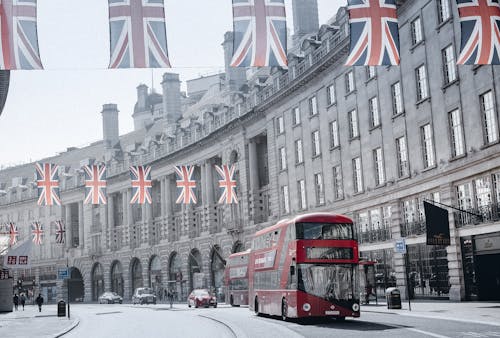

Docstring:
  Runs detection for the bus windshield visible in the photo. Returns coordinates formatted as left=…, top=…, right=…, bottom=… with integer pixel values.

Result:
left=296, top=222, right=354, bottom=240
left=298, top=264, right=359, bottom=302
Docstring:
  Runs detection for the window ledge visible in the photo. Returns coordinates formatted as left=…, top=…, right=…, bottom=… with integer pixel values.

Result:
left=436, top=17, right=453, bottom=32
left=349, top=136, right=361, bottom=142
left=309, top=113, right=319, bottom=119
left=330, top=145, right=340, bottom=152
left=397, top=175, right=410, bottom=182
left=422, top=165, right=437, bottom=173
left=353, top=191, right=364, bottom=196
left=312, top=154, right=322, bottom=160
left=442, top=79, right=459, bottom=92
left=279, top=168, right=288, bottom=174
left=449, top=154, right=467, bottom=162
left=326, top=102, right=337, bottom=109
left=295, top=161, right=304, bottom=167
left=392, top=111, right=406, bottom=120
left=480, top=140, right=500, bottom=150
left=345, top=89, right=357, bottom=99
left=292, top=122, right=301, bottom=129
left=416, top=97, right=431, bottom=107
left=410, top=40, right=425, bottom=53
left=365, top=76, right=377, bottom=85
left=369, top=124, right=382, bottom=133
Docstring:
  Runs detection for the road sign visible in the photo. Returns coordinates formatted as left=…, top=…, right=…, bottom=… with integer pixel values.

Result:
left=58, top=268, right=68, bottom=280
left=395, top=239, right=407, bottom=254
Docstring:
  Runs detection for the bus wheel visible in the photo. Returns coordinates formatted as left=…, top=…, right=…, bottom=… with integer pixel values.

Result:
left=281, top=298, right=288, bottom=321
left=230, top=295, right=234, bottom=307
left=254, top=297, right=259, bottom=315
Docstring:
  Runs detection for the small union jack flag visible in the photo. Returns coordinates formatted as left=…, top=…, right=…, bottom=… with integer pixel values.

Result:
left=35, top=163, right=61, bottom=206
left=55, top=220, right=65, bottom=244
left=0, top=0, right=43, bottom=70
left=175, top=165, right=197, bottom=204
left=130, top=165, right=152, bottom=204
left=231, top=0, right=287, bottom=67
left=108, top=0, right=171, bottom=68
left=346, top=0, right=400, bottom=66
left=215, top=165, right=238, bottom=204
left=8, top=222, right=18, bottom=246
left=31, top=222, right=43, bottom=245
left=457, top=0, right=500, bottom=64
left=84, top=164, right=107, bottom=205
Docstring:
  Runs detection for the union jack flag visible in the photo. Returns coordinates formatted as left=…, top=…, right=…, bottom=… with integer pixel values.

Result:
left=84, top=164, right=107, bottom=205
left=35, top=163, right=60, bottom=206
left=175, top=165, right=197, bottom=204
left=31, top=221, right=43, bottom=245
left=108, top=0, right=171, bottom=68
left=346, top=0, right=400, bottom=66
left=130, top=165, right=152, bottom=204
left=231, top=0, right=287, bottom=67
left=0, top=0, right=43, bottom=70
left=457, top=0, right=500, bottom=64
left=215, top=165, right=238, bottom=204
left=55, top=220, right=65, bottom=244
left=8, top=222, right=18, bottom=246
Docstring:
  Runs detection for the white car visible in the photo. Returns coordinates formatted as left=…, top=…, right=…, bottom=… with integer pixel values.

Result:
left=98, top=292, right=123, bottom=304
left=132, top=287, right=156, bottom=305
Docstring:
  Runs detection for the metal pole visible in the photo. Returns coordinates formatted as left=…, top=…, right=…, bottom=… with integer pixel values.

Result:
left=404, top=248, right=411, bottom=312
left=66, top=259, right=70, bottom=319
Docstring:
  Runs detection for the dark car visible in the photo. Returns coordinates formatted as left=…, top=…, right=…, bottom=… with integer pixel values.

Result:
left=98, top=292, right=123, bottom=304
left=188, top=289, right=217, bottom=308
left=132, top=287, right=156, bottom=305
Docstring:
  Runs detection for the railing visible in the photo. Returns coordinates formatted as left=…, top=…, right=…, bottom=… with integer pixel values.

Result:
left=454, top=204, right=500, bottom=228
left=400, top=221, right=426, bottom=237
left=358, top=228, right=392, bottom=244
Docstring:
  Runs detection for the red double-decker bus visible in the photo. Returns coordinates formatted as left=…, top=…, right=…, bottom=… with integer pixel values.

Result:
left=248, top=213, right=360, bottom=320
left=224, top=249, right=250, bottom=306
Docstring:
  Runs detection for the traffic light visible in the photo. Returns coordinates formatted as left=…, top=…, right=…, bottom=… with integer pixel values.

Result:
left=17, top=279, right=22, bottom=288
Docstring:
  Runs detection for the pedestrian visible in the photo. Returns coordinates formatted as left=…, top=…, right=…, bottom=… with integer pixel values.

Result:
left=365, top=283, right=373, bottom=304
left=20, top=293, right=26, bottom=311
left=13, top=294, right=19, bottom=311
left=35, top=293, right=44, bottom=312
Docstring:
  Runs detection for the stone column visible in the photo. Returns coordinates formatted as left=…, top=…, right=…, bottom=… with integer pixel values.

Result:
left=205, top=161, right=214, bottom=205
left=65, top=205, right=72, bottom=247
left=391, top=200, right=409, bottom=299
left=200, top=163, right=207, bottom=204
left=78, top=201, right=84, bottom=248
left=165, top=176, right=173, bottom=216
left=107, top=194, right=114, bottom=248
left=160, top=178, right=166, bottom=217
left=248, top=140, right=259, bottom=191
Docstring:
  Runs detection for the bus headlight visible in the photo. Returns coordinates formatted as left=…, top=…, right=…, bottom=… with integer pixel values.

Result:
left=302, top=303, right=311, bottom=312
left=352, top=303, right=360, bottom=312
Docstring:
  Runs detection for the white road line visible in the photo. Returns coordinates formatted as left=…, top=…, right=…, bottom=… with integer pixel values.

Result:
left=406, top=327, right=452, bottom=338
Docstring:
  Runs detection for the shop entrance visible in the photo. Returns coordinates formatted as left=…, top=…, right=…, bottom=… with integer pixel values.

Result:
left=476, top=253, right=500, bottom=301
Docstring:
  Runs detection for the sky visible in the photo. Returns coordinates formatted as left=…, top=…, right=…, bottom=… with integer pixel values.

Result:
left=0, top=0, right=343, bottom=168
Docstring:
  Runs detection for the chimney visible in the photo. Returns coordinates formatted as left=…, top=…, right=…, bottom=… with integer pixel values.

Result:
left=101, top=104, right=119, bottom=149
left=137, top=84, right=148, bottom=111
left=292, top=0, right=319, bottom=47
left=223, top=31, right=247, bottom=91
left=161, top=73, right=181, bottom=122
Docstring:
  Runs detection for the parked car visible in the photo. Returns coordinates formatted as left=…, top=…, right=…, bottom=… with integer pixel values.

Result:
left=187, top=289, right=217, bottom=308
left=98, top=292, right=123, bottom=304
left=132, top=287, right=156, bottom=305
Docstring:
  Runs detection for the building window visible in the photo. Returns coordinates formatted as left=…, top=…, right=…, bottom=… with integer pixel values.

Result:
left=298, top=179, right=307, bottom=210
left=480, top=91, right=499, bottom=144
left=369, top=96, right=380, bottom=128
left=312, top=130, right=321, bottom=157
left=411, top=17, right=423, bottom=45
left=416, top=65, right=429, bottom=101
left=327, top=83, right=336, bottom=105
left=333, top=165, right=344, bottom=200
left=314, top=173, right=325, bottom=206
left=348, top=109, right=359, bottom=139
left=373, top=147, right=385, bottom=186
left=442, top=45, right=457, bottom=84
left=277, top=116, right=284, bottom=134
left=396, top=136, right=409, bottom=177
left=421, top=124, right=436, bottom=168
left=392, top=81, right=403, bottom=115
left=309, top=96, right=318, bottom=116
left=438, top=0, right=451, bottom=23
left=352, top=157, right=363, bottom=193
left=345, top=70, right=355, bottom=93
left=281, top=185, right=290, bottom=214
left=366, top=66, right=376, bottom=79
left=330, top=120, right=339, bottom=148
left=279, top=147, right=287, bottom=171
left=449, top=109, right=465, bottom=158
left=292, top=106, right=300, bottom=125
left=295, top=139, right=303, bottom=164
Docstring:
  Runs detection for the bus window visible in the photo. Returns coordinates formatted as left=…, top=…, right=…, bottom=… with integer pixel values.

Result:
left=296, top=222, right=354, bottom=240
left=297, top=264, right=359, bottom=301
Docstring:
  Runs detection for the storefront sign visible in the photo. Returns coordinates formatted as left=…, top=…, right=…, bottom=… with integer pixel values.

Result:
left=475, top=235, right=500, bottom=253
left=424, top=202, right=450, bottom=246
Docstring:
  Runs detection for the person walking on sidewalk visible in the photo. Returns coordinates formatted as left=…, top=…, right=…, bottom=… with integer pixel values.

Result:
left=13, top=294, right=19, bottom=311
left=35, top=294, right=44, bottom=312
left=20, top=293, right=26, bottom=311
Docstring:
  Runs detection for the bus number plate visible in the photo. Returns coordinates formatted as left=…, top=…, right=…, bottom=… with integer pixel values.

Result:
left=325, top=310, right=340, bottom=315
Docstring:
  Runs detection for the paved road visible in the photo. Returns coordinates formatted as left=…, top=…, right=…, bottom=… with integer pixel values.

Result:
left=62, top=303, right=500, bottom=338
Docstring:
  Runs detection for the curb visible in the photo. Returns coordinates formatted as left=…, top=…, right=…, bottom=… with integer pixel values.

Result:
left=53, top=317, right=80, bottom=338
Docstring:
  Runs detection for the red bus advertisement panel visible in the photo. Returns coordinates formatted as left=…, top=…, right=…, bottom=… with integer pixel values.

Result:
left=224, top=249, right=250, bottom=306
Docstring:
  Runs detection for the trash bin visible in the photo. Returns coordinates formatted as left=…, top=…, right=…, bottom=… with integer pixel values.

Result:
left=385, top=287, right=401, bottom=309
left=57, top=300, right=66, bottom=317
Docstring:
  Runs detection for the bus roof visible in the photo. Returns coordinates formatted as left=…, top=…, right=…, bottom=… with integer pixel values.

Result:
left=254, top=212, right=352, bottom=237
left=228, top=249, right=251, bottom=258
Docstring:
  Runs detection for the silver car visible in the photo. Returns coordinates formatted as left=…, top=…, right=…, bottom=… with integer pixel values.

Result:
left=98, top=292, right=123, bottom=304
left=132, top=287, right=156, bottom=305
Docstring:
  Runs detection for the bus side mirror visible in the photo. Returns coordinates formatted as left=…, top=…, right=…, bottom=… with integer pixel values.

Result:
left=290, top=266, right=295, bottom=276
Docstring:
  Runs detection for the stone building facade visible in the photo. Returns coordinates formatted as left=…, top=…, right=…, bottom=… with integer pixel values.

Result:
left=1, top=0, right=500, bottom=303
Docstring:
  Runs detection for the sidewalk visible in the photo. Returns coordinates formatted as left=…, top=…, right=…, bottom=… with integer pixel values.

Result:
left=361, top=300, right=500, bottom=326
left=0, top=304, right=79, bottom=338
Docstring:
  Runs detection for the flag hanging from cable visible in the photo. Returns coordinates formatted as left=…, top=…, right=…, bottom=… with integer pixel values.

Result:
left=35, top=163, right=61, bottom=206
left=175, top=165, right=197, bottom=204
left=8, top=222, right=18, bottom=246
left=84, top=164, right=107, bottom=205
left=215, top=164, right=238, bottom=204
left=457, top=0, right=500, bottom=65
left=346, top=0, right=400, bottom=66
left=231, top=0, right=287, bottom=67
left=108, top=0, right=171, bottom=68
left=31, top=221, right=43, bottom=245
left=130, top=165, right=152, bottom=204
left=0, top=0, right=43, bottom=70
left=55, top=220, right=65, bottom=244
left=3, top=239, right=32, bottom=269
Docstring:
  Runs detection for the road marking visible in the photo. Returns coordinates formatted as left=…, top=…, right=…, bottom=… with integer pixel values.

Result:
left=406, top=328, right=452, bottom=338
left=95, top=311, right=122, bottom=315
